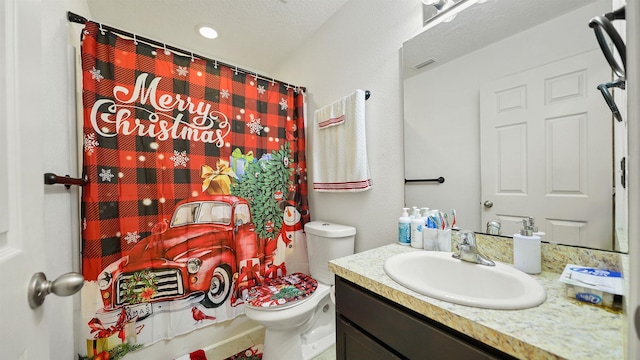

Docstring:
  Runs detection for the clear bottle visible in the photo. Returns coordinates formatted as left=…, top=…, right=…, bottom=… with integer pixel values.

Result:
left=398, top=208, right=411, bottom=245
left=420, top=207, right=430, bottom=222
left=411, top=208, right=424, bottom=248
left=513, top=217, right=541, bottom=274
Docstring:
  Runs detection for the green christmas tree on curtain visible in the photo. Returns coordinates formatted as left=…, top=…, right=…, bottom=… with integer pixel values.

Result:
left=232, top=142, right=294, bottom=240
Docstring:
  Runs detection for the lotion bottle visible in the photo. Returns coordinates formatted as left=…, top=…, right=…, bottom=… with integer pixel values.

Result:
left=398, top=208, right=411, bottom=246
left=411, top=208, right=424, bottom=248
left=513, top=217, right=541, bottom=274
left=420, top=207, right=430, bottom=223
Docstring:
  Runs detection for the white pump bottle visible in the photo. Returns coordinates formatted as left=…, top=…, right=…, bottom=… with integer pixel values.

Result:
left=513, top=217, right=541, bottom=274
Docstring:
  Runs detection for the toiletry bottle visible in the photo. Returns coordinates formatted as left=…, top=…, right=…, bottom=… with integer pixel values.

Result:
left=411, top=208, right=424, bottom=248
left=398, top=208, right=411, bottom=246
left=427, top=209, right=440, bottom=229
left=513, top=217, right=541, bottom=274
left=420, top=207, right=430, bottom=224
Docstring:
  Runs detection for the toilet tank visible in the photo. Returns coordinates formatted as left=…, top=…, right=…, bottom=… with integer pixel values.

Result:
left=304, top=221, right=356, bottom=285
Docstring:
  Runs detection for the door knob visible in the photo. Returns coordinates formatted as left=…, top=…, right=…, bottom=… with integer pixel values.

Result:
left=483, top=200, right=494, bottom=208
left=28, top=272, right=84, bottom=309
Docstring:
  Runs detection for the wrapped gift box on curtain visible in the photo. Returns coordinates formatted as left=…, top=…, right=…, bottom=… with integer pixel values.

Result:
left=229, top=148, right=255, bottom=177
left=233, top=258, right=263, bottom=302
left=200, top=159, right=238, bottom=194
left=86, top=312, right=141, bottom=355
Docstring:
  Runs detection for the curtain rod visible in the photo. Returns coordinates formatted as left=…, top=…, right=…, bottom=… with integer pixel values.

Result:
left=67, top=11, right=307, bottom=93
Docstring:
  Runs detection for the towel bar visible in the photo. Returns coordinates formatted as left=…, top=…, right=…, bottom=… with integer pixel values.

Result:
left=404, top=177, right=445, bottom=184
left=44, top=173, right=88, bottom=189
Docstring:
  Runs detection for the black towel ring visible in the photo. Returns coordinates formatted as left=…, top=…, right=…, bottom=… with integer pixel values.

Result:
left=589, top=6, right=626, bottom=80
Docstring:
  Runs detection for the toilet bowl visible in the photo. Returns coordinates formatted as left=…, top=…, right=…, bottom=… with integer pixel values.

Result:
left=244, top=221, right=356, bottom=360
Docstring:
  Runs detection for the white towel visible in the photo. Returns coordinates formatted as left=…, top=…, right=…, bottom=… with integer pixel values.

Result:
left=312, top=89, right=372, bottom=192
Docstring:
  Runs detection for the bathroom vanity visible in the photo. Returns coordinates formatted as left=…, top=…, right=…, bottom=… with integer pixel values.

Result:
left=329, top=243, right=624, bottom=360
left=335, top=276, right=513, bottom=359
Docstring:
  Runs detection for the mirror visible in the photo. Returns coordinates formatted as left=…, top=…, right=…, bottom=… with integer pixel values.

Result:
left=402, top=0, right=628, bottom=252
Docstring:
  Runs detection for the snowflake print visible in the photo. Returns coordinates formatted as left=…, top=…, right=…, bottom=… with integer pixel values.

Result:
left=279, top=97, right=288, bottom=111
left=170, top=150, right=190, bottom=167
left=99, top=168, right=115, bottom=182
left=84, top=133, right=99, bottom=155
left=90, top=67, right=104, bottom=82
left=247, top=114, right=263, bottom=135
left=125, top=231, right=141, bottom=245
left=257, top=85, right=266, bottom=95
left=220, top=89, right=230, bottom=99
left=176, top=66, right=189, bottom=76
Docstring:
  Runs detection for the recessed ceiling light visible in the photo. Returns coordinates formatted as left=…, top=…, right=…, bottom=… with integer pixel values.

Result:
left=197, top=25, right=218, bottom=39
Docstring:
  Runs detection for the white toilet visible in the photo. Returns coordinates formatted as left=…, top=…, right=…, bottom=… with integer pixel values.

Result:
left=244, top=221, right=356, bottom=360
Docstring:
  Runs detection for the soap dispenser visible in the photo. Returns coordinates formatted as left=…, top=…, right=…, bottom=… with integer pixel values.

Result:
left=410, top=208, right=424, bottom=249
left=513, top=217, right=541, bottom=274
left=398, top=208, right=411, bottom=246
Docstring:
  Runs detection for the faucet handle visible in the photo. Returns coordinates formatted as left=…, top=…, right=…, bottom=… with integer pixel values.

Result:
left=459, top=230, right=476, bottom=247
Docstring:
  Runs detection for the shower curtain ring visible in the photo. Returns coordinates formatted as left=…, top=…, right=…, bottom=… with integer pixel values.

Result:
left=191, top=52, right=195, bottom=62
left=133, top=33, right=138, bottom=45
left=163, top=43, right=170, bottom=55
left=99, top=23, right=105, bottom=35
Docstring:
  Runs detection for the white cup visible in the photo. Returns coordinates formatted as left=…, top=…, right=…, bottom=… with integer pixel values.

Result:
left=423, top=228, right=438, bottom=251
left=437, top=229, right=452, bottom=252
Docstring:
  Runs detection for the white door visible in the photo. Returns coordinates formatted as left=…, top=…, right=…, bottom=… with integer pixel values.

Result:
left=1, top=0, right=53, bottom=358
left=480, top=50, right=613, bottom=249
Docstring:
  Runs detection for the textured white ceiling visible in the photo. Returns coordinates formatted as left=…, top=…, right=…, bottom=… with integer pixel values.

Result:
left=84, top=0, right=350, bottom=75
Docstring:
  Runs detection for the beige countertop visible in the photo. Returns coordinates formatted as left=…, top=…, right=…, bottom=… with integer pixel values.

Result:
left=329, top=243, right=624, bottom=360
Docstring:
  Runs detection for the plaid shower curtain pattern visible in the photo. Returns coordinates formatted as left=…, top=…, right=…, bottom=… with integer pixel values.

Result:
left=78, top=20, right=309, bottom=355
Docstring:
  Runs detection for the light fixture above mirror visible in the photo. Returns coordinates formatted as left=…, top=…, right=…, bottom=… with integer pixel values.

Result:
left=422, top=0, right=482, bottom=30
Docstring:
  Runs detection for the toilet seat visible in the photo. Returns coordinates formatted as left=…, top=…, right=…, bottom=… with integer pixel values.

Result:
left=245, top=273, right=318, bottom=310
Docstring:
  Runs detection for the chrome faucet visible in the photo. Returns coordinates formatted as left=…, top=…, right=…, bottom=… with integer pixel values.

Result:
left=452, top=230, right=495, bottom=266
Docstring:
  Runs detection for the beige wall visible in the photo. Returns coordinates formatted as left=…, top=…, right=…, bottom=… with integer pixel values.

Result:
left=275, top=0, right=423, bottom=253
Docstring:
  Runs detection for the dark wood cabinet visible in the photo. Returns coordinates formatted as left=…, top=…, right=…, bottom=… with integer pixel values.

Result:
left=335, top=277, right=517, bottom=360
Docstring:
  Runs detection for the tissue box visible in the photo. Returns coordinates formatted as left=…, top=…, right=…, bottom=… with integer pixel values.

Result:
left=559, top=264, right=623, bottom=308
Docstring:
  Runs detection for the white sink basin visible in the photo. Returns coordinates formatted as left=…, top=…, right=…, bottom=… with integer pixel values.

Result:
left=383, top=251, right=546, bottom=310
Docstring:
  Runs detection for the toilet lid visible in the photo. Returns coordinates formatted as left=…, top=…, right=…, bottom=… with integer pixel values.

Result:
left=245, top=273, right=318, bottom=309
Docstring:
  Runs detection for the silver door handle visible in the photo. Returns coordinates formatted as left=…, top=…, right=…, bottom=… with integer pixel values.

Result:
left=483, top=200, right=494, bottom=208
left=28, top=272, right=84, bottom=309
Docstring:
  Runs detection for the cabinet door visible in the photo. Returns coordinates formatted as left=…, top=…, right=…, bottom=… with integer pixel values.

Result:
left=336, top=277, right=513, bottom=360
left=336, top=316, right=402, bottom=360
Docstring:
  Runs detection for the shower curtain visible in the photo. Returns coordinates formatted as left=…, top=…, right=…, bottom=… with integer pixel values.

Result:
left=78, top=21, right=309, bottom=358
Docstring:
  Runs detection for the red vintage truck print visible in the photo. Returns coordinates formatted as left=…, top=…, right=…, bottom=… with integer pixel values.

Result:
left=94, top=194, right=261, bottom=324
